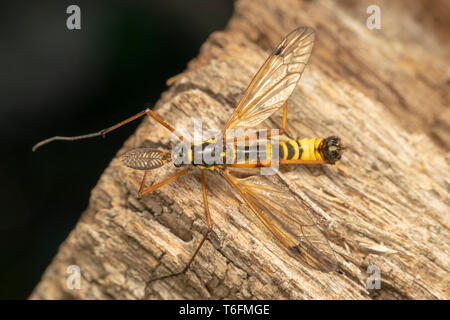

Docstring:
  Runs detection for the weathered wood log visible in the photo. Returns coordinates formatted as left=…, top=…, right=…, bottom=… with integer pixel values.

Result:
left=31, top=0, right=449, bottom=299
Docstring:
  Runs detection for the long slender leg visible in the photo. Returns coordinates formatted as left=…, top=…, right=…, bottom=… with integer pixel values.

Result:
left=281, top=100, right=288, bottom=134
left=32, top=108, right=183, bottom=151
left=138, top=170, right=149, bottom=195
left=139, top=167, right=189, bottom=197
left=182, top=169, right=213, bottom=271
left=261, top=101, right=289, bottom=139
left=149, top=169, right=213, bottom=282
left=265, top=101, right=291, bottom=139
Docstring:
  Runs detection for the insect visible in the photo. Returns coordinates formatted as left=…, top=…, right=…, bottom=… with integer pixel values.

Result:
left=33, top=27, right=343, bottom=274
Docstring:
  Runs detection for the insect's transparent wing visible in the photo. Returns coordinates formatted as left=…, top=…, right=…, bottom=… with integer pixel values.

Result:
left=222, top=27, right=315, bottom=133
left=226, top=172, right=337, bottom=272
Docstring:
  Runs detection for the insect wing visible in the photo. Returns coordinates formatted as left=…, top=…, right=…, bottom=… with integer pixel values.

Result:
left=120, top=148, right=170, bottom=170
left=225, top=172, right=337, bottom=272
left=222, top=27, right=315, bottom=134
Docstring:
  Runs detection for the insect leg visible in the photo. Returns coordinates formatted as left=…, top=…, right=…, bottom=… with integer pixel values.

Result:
left=142, top=109, right=184, bottom=141
left=263, top=101, right=291, bottom=140
left=102, top=108, right=184, bottom=141
left=32, top=108, right=183, bottom=151
left=182, top=169, right=213, bottom=272
left=275, top=100, right=293, bottom=138
left=139, top=167, right=189, bottom=197
left=148, top=169, right=213, bottom=283
left=138, top=170, right=149, bottom=195
left=281, top=100, right=288, bottom=134
left=266, top=101, right=292, bottom=139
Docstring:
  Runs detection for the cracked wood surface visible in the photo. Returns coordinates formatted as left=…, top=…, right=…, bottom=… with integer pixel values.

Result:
left=31, top=0, right=449, bottom=299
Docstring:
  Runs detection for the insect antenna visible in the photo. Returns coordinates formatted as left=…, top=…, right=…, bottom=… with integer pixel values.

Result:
left=31, top=109, right=149, bottom=152
left=31, top=131, right=109, bottom=152
left=32, top=108, right=184, bottom=152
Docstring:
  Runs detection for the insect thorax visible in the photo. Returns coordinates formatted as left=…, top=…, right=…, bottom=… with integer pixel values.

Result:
left=189, top=141, right=233, bottom=168
left=180, top=140, right=274, bottom=168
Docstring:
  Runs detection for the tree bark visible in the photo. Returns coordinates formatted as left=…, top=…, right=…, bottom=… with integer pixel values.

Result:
left=31, top=0, right=449, bottom=299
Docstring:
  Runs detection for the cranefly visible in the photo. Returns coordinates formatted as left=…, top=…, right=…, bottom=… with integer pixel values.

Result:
left=33, top=27, right=343, bottom=276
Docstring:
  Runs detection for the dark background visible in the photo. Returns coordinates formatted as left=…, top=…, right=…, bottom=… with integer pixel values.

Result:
left=0, top=0, right=233, bottom=299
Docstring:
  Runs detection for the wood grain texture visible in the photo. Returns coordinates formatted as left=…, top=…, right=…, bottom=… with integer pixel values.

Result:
left=31, top=0, right=449, bottom=299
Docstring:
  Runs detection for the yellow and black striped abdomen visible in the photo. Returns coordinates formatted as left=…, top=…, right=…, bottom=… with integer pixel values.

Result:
left=279, top=138, right=324, bottom=161
left=185, top=136, right=342, bottom=168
